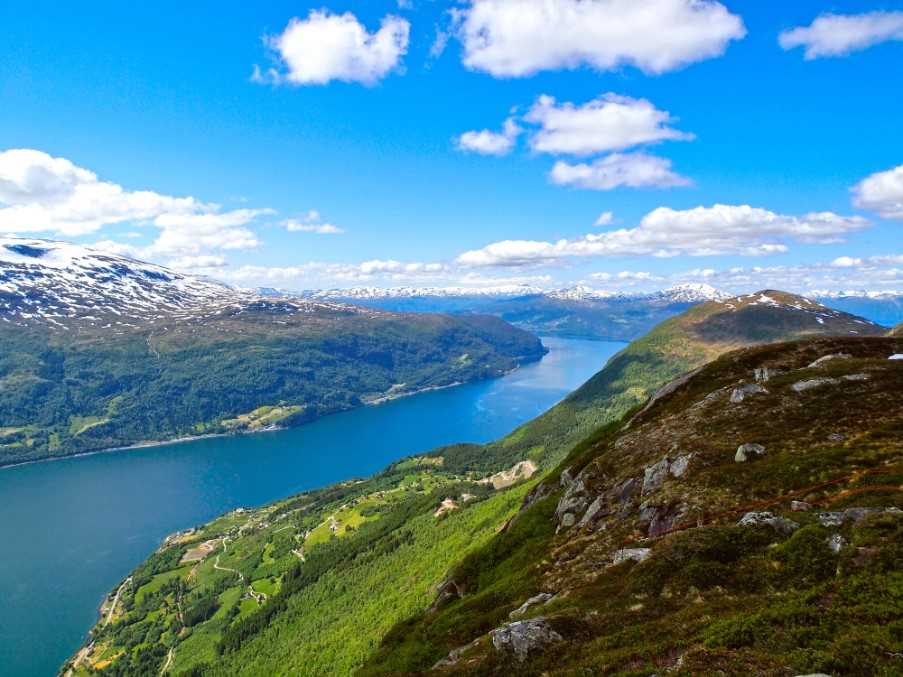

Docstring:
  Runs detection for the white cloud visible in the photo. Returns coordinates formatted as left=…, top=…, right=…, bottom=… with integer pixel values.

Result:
left=168, top=255, right=229, bottom=270
left=455, top=204, right=868, bottom=267
left=550, top=152, right=691, bottom=190
left=594, top=211, right=614, bottom=227
left=525, top=94, right=693, bottom=156
left=254, top=10, right=410, bottom=86
left=283, top=210, right=345, bottom=234
left=0, top=149, right=272, bottom=258
left=590, top=270, right=660, bottom=282
left=455, top=0, right=745, bottom=78
left=831, top=256, right=863, bottom=268
left=779, top=11, right=903, bottom=59
left=852, top=164, right=903, bottom=220
left=456, top=118, right=521, bottom=156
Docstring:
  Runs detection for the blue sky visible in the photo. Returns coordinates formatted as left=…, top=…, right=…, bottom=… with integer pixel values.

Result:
left=1, top=0, right=902, bottom=293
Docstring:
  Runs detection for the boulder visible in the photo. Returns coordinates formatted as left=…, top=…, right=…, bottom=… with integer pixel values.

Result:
left=791, top=500, right=812, bottom=512
left=754, top=367, right=780, bottom=383
left=612, top=548, right=652, bottom=565
left=737, top=511, right=799, bottom=535
left=509, top=592, right=554, bottom=619
left=827, top=533, right=847, bottom=554
left=669, top=454, right=693, bottom=478
left=490, top=618, right=562, bottom=661
left=807, top=353, right=851, bottom=368
left=642, top=457, right=671, bottom=495
left=792, top=378, right=837, bottom=393
left=556, top=476, right=590, bottom=528
left=578, top=496, right=607, bottom=527
left=730, top=382, right=768, bottom=403
left=735, top=443, right=765, bottom=463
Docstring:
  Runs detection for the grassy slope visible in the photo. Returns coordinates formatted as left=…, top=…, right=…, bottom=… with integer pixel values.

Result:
left=64, top=292, right=885, bottom=676
left=364, top=336, right=903, bottom=676
left=0, top=311, right=543, bottom=466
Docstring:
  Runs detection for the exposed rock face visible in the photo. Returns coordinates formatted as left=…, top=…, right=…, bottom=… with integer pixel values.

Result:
left=808, top=352, right=852, bottom=368
left=612, top=548, right=652, bottom=565
left=791, top=500, right=812, bottom=512
left=792, top=373, right=870, bottom=392
left=730, top=382, right=768, bottom=403
left=480, top=460, right=538, bottom=490
left=818, top=507, right=902, bottom=526
left=735, top=443, right=765, bottom=462
left=737, top=511, right=799, bottom=535
left=509, top=593, right=554, bottom=619
left=642, top=458, right=671, bottom=495
left=490, top=618, right=562, bottom=661
left=827, top=533, right=847, bottom=554
left=669, top=454, right=693, bottom=478
left=754, top=366, right=781, bottom=383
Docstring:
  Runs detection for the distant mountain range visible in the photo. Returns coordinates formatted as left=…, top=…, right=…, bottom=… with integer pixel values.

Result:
left=0, top=238, right=545, bottom=466
left=291, top=282, right=900, bottom=341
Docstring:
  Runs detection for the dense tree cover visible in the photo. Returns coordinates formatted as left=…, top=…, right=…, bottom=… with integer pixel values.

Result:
left=0, top=310, right=543, bottom=465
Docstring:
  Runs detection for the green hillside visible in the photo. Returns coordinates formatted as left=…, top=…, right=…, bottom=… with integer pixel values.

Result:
left=366, top=335, right=903, bottom=676
left=62, top=292, right=886, bottom=676
left=0, top=308, right=544, bottom=466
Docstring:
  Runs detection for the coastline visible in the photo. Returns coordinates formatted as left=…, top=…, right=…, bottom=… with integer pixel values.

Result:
left=0, top=356, right=543, bottom=472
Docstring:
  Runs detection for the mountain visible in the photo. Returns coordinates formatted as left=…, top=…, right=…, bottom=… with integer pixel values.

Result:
left=0, top=238, right=545, bottom=466
left=64, top=291, right=889, bottom=676
left=366, top=334, right=903, bottom=676
left=813, top=290, right=903, bottom=328
left=301, top=283, right=731, bottom=341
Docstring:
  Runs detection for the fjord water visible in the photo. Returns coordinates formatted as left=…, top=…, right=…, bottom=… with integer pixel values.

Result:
left=0, top=337, right=623, bottom=677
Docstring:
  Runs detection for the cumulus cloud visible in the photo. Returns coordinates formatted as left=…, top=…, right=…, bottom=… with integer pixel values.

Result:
left=454, top=0, right=745, bottom=77
left=550, top=152, right=691, bottom=190
left=852, top=164, right=903, bottom=220
left=779, top=11, right=903, bottom=59
left=253, top=10, right=410, bottom=86
left=589, top=270, right=661, bottom=282
left=168, top=255, right=229, bottom=270
left=455, top=204, right=868, bottom=267
left=283, top=210, right=345, bottom=234
left=831, top=256, right=863, bottom=268
left=457, top=118, right=521, bottom=156
left=0, top=148, right=273, bottom=261
left=525, top=94, right=693, bottom=156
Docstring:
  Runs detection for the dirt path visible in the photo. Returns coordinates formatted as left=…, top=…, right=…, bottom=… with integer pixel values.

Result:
left=213, top=538, right=245, bottom=582
left=159, top=647, right=174, bottom=675
left=104, top=577, right=132, bottom=627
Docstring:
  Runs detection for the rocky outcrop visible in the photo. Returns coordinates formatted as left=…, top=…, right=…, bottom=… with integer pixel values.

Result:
left=612, top=548, right=652, bottom=565
left=792, top=373, right=869, bottom=392
left=808, top=353, right=852, bottom=368
left=737, top=511, right=799, bottom=535
left=735, top=443, right=765, bottom=462
left=509, top=593, right=554, bottom=619
left=818, top=507, right=902, bottom=527
left=489, top=618, right=562, bottom=661
left=480, top=460, right=537, bottom=490
left=730, top=382, right=768, bottom=403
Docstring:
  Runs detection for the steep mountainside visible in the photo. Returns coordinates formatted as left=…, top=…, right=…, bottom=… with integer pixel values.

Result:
left=303, top=284, right=731, bottom=341
left=366, top=335, right=903, bottom=676
left=64, top=292, right=887, bottom=676
left=475, top=290, right=886, bottom=474
left=0, top=239, right=545, bottom=466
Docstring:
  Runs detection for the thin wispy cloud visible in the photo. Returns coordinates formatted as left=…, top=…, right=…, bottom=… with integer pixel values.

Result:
left=780, top=11, right=903, bottom=60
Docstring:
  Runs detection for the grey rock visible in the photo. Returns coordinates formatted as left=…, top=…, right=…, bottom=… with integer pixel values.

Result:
left=612, top=548, right=652, bottom=565
left=817, top=511, right=845, bottom=527
left=827, top=433, right=846, bottom=442
left=642, top=457, right=671, bottom=495
left=669, top=454, right=693, bottom=478
left=730, top=382, right=768, bottom=403
left=560, top=467, right=574, bottom=488
left=792, top=378, right=837, bottom=393
left=509, top=593, right=554, bottom=619
left=560, top=512, right=576, bottom=528
left=735, top=443, right=766, bottom=463
left=754, top=367, right=780, bottom=383
left=578, top=496, right=606, bottom=527
left=791, top=500, right=812, bottom=512
left=556, top=477, right=590, bottom=527
left=843, top=507, right=879, bottom=522
left=737, top=511, right=799, bottom=535
left=627, top=366, right=706, bottom=427
left=490, top=617, right=562, bottom=661
left=808, top=353, right=852, bottom=368
left=843, top=373, right=869, bottom=382
left=638, top=501, right=659, bottom=523
left=432, top=638, right=482, bottom=669
left=827, top=533, right=847, bottom=554
left=616, top=477, right=639, bottom=505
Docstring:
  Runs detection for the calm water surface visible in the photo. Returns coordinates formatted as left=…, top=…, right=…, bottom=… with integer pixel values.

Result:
left=0, top=337, right=623, bottom=676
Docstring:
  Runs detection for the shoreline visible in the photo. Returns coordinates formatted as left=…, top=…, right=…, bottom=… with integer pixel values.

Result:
left=0, top=355, right=546, bottom=472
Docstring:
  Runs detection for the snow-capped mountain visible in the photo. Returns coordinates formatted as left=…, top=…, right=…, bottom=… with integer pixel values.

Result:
left=302, top=284, right=545, bottom=300
left=0, top=238, right=357, bottom=330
